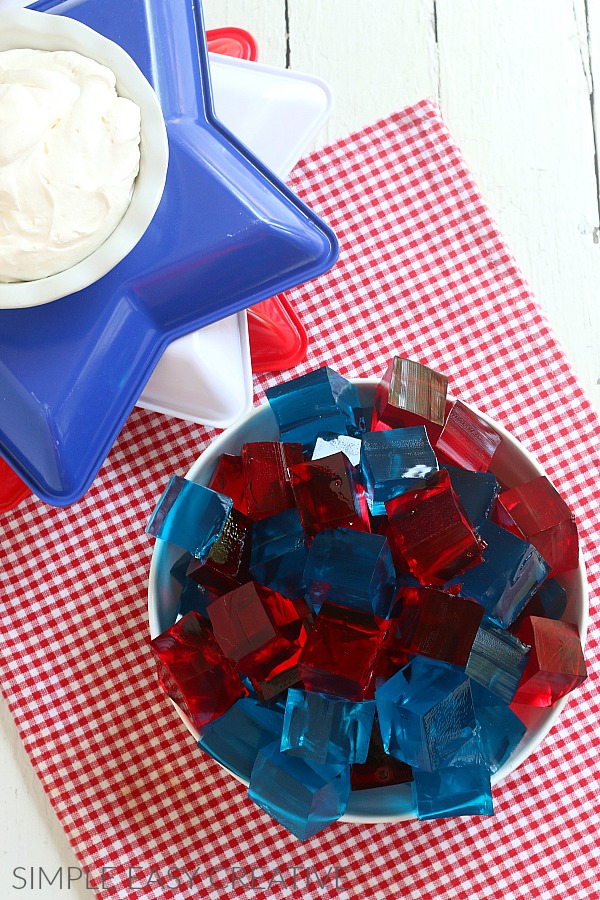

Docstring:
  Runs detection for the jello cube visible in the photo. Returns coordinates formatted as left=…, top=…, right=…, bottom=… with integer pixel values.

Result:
left=446, top=465, right=500, bottom=525
left=303, top=528, right=396, bottom=617
left=150, top=612, right=247, bottom=730
left=465, top=617, right=530, bottom=703
left=249, top=740, right=351, bottom=841
left=513, top=578, right=568, bottom=629
left=385, top=468, right=484, bottom=586
left=198, top=697, right=284, bottom=782
left=411, top=734, right=493, bottom=819
left=207, top=581, right=310, bottom=683
left=290, top=452, right=370, bottom=535
left=146, top=475, right=232, bottom=561
left=470, top=683, right=527, bottom=773
left=435, top=400, right=501, bottom=472
left=266, top=366, right=360, bottom=453
left=350, top=716, right=413, bottom=790
left=494, top=476, right=579, bottom=576
left=281, top=688, right=375, bottom=765
left=372, top=357, right=448, bottom=438
left=250, top=507, right=309, bottom=599
left=242, top=442, right=304, bottom=521
left=375, top=656, right=477, bottom=771
left=298, top=602, right=391, bottom=701
left=360, top=427, right=438, bottom=515
left=392, top=586, right=484, bottom=666
left=446, top=520, right=550, bottom=628
left=208, top=453, right=247, bottom=513
left=186, top=508, right=253, bottom=594
left=512, top=616, right=587, bottom=706
left=312, top=432, right=362, bottom=467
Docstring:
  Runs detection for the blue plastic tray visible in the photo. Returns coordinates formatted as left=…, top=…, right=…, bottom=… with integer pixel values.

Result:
left=0, top=0, right=339, bottom=506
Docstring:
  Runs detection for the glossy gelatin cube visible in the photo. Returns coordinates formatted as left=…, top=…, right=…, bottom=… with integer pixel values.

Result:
left=435, top=400, right=501, bottom=472
left=281, top=688, right=376, bottom=765
left=350, top=716, right=413, bottom=790
left=208, top=453, right=247, bottom=514
left=446, top=520, right=550, bottom=628
left=198, top=697, right=284, bottom=782
left=208, top=581, right=310, bottom=682
left=385, top=468, right=484, bottom=586
left=411, top=735, right=493, bottom=819
left=375, top=656, right=476, bottom=772
left=242, top=442, right=304, bottom=521
left=312, top=432, right=362, bottom=467
left=494, top=476, right=579, bottom=576
left=290, top=452, right=370, bottom=536
left=465, top=617, right=530, bottom=703
left=360, top=427, right=438, bottom=515
left=250, top=507, right=309, bottom=599
left=265, top=366, right=360, bottom=453
left=150, top=612, right=247, bottom=730
left=298, top=602, right=391, bottom=701
left=303, top=528, right=396, bottom=617
left=445, top=465, right=500, bottom=525
left=393, top=586, right=484, bottom=666
left=372, top=357, right=448, bottom=437
left=146, top=475, right=232, bottom=561
left=249, top=740, right=351, bottom=841
left=470, top=683, right=527, bottom=773
left=512, top=616, right=587, bottom=706
left=186, top=508, right=253, bottom=594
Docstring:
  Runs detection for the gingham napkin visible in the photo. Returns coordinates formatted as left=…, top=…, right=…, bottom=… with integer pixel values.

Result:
left=1, top=99, right=598, bottom=900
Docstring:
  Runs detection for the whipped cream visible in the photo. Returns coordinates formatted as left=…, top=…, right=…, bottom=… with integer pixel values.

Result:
left=0, top=48, right=141, bottom=283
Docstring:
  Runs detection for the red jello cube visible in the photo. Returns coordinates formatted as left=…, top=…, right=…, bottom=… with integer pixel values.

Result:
left=512, top=616, right=587, bottom=706
left=393, top=585, right=484, bottom=666
left=186, top=508, right=253, bottom=594
left=385, top=468, right=485, bottom=586
left=493, top=476, right=579, bottom=576
left=298, top=602, right=391, bottom=700
left=434, top=400, right=501, bottom=472
left=242, top=441, right=304, bottom=521
left=289, top=452, right=370, bottom=536
left=208, top=453, right=247, bottom=514
left=350, top=717, right=413, bottom=791
left=207, top=581, right=311, bottom=682
left=371, top=357, right=448, bottom=442
left=150, top=612, right=247, bottom=730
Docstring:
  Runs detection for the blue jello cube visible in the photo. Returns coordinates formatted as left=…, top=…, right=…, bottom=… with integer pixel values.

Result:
left=146, top=475, right=232, bottom=561
left=248, top=740, right=351, bottom=840
left=198, top=697, right=284, bottom=782
left=446, top=520, right=550, bottom=628
left=250, top=508, right=309, bottom=599
left=411, top=733, right=493, bottom=819
left=470, top=683, right=527, bottom=773
left=281, top=688, right=375, bottom=766
left=446, top=465, right=500, bottom=525
left=375, top=656, right=476, bottom=772
left=312, top=432, right=362, bottom=467
left=265, top=367, right=360, bottom=453
left=466, top=617, right=530, bottom=703
left=360, top=427, right=438, bottom=515
left=303, top=528, right=396, bottom=617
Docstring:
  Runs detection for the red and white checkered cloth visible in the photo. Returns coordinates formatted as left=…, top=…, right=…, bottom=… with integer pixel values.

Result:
left=1, top=99, right=598, bottom=900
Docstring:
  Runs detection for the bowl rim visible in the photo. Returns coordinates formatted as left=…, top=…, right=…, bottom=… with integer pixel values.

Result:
left=147, top=377, right=589, bottom=824
left=0, top=8, right=169, bottom=308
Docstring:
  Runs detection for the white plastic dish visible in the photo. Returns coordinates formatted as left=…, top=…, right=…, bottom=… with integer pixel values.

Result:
left=137, top=54, right=333, bottom=427
left=147, top=379, right=589, bottom=823
left=0, top=8, right=169, bottom=308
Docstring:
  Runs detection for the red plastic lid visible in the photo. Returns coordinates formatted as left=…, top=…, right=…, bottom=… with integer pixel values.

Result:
left=248, top=294, right=309, bottom=373
left=206, top=27, right=259, bottom=62
left=0, top=457, right=32, bottom=513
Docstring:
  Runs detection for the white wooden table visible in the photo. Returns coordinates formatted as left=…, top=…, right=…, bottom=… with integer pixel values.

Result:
left=2, top=3, right=599, bottom=897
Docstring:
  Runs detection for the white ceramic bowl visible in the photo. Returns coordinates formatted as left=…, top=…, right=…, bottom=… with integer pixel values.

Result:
left=0, top=9, right=169, bottom=308
left=148, top=379, right=589, bottom=823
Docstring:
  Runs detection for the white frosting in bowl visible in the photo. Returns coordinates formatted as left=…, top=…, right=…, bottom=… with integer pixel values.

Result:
left=0, top=48, right=141, bottom=282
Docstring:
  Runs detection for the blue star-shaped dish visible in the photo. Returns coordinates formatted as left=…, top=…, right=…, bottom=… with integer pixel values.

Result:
left=0, top=0, right=338, bottom=506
